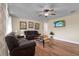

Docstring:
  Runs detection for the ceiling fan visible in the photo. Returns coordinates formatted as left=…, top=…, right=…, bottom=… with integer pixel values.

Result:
left=38, top=7, right=56, bottom=17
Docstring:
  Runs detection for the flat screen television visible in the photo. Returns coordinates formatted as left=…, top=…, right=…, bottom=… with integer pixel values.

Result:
left=53, top=20, right=65, bottom=27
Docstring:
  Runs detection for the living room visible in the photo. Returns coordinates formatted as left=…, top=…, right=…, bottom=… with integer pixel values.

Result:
left=0, top=3, right=79, bottom=56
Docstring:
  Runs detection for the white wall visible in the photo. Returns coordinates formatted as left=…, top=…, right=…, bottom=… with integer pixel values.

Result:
left=12, top=16, right=44, bottom=35
left=44, top=22, right=48, bottom=36
left=48, top=12, right=79, bottom=44
left=6, top=4, right=12, bottom=35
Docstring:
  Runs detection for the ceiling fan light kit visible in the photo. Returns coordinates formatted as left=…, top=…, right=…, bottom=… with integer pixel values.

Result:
left=44, top=13, right=49, bottom=17
left=38, top=7, right=56, bottom=17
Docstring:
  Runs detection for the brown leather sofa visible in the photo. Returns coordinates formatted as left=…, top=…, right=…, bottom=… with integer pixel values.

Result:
left=5, top=32, right=36, bottom=56
left=24, top=31, right=40, bottom=40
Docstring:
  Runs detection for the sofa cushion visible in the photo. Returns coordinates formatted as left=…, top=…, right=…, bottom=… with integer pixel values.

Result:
left=18, top=39, right=36, bottom=48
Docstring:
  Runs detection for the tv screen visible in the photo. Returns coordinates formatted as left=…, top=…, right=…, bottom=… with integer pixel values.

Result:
left=53, top=20, right=65, bottom=27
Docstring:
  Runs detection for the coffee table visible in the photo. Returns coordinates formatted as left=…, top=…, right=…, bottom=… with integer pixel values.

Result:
left=35, top=38, right=52, bottom=48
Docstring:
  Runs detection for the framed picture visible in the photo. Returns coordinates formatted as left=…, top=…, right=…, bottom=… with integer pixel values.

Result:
left=53, top=20, right=65, bottom=27
left=20, top=21, right=27, bottom=30
left=28, top=21, right=34, bottom=28
left=35, top=23, right=40, bottom=30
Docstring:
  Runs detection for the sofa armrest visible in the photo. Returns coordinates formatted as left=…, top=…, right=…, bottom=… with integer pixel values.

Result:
left=10, top=40, right=36, bottom=56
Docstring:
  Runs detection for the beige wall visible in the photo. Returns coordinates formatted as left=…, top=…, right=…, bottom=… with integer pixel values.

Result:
left=12, top=16, right=44, bottom=35
left=0, top=4, right=8, bottom=55
left=48, top=12, right=79, bottom=44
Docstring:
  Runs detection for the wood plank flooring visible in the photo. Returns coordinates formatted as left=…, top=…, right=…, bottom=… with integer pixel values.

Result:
left=35, top=39, right=79, bottom=56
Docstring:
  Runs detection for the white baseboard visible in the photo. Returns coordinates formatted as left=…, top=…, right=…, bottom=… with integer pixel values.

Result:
left=54, top=37, right=79, bottom=45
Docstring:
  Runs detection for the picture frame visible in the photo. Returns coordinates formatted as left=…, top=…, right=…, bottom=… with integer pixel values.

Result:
left=20, top=21, right=27, bottom=30
left=35, top=23, right=40, bottom=30
left=53, top=20, right=65, bottom=27
left=28, top=21, right=34, bottom=28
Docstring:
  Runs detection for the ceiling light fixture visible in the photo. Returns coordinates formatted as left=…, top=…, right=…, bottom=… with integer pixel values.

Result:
left=44, top=13, right=49, bottom=17
left=39, top=9, right=56, bottom=17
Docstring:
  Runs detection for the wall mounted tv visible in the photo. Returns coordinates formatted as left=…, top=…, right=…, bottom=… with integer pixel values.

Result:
left=53, top=20, right=65, bottom=27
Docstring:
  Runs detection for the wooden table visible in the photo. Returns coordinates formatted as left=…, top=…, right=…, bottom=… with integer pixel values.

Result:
left=35, top=38, right=52, bottom=48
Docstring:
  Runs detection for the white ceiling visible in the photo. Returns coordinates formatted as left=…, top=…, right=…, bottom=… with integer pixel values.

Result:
left=8, top=3, right=79, bottom=22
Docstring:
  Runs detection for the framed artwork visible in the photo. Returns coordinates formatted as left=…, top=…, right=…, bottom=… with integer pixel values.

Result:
left=28, top=21, right=34, bottom=28
left=53, top=20, right=65, bottom=27
left=20, top=21, right=27, bottom=30
left=35, top=23, right=40, bottom=30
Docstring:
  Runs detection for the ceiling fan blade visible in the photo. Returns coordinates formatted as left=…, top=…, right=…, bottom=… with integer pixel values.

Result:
left=48, top=8, right=54, bottom=11
left=51, top=13, right=56, bottom=15
left=50, top=9, right=54, bottom=11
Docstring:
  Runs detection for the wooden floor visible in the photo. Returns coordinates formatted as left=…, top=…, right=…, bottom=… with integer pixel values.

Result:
left=35, top=39, right=79, bottom=56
